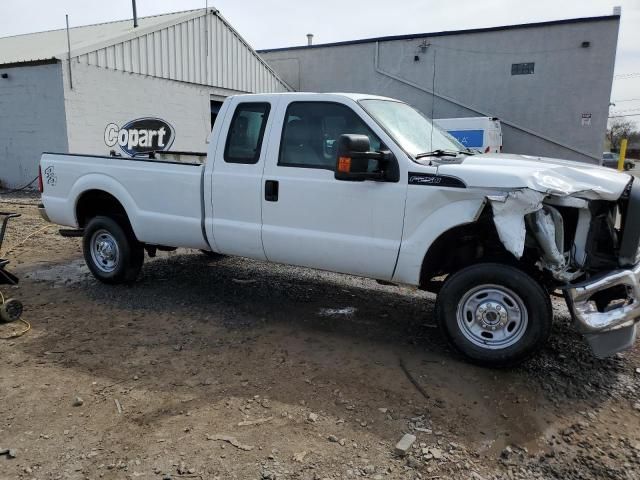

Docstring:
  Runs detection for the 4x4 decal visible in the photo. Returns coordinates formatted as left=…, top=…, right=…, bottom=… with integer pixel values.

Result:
left=408, top=172, right=466, bottom=188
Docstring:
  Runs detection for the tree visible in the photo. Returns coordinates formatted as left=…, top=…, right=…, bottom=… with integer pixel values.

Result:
left=607, top=118, right=636, bottom=152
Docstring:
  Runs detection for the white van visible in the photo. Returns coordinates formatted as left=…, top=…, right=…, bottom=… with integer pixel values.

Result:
left=434, top=117, right=503, bottom=154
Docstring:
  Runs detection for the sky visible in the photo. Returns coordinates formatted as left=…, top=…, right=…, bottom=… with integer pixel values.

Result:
left=2, top=0, right=640, bottom=127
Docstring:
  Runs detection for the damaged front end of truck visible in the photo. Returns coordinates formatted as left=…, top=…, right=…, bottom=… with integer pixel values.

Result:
left=487, top=170, right=640, bottom=358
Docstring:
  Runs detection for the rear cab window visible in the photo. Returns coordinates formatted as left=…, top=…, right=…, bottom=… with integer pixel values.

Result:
left=224, top=103, right=271, bottom=164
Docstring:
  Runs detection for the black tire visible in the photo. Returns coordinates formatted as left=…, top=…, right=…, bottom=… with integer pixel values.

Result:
left=82, top=216, right=144, bottom=284
left=200, top=249, right=225, bottom=260
left=435, top=263, right=552, bottom=367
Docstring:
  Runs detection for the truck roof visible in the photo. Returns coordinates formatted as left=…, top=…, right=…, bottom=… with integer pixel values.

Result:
left=230, top=92, right=399, bottom=102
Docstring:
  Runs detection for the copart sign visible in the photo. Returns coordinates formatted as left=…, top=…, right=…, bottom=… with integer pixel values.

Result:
left=104, top=118, right=175, bottom=156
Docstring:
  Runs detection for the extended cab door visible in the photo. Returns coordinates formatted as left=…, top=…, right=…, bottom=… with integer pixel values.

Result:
left=260, top=97, right=407, bottom=280
left=208, top=97, right=274, bottom=260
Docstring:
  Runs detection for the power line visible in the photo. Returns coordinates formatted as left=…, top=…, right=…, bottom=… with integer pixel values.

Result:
left=613, top=98, right=640, bottom=103
left=610, top=107, right=640, bottom=114
left=614, top=72, right=640, bottom=80
left=609, top=113, right=640, bottom=118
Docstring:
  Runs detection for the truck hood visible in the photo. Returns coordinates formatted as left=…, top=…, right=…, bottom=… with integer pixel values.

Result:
left=436, top=153, right=632, bottom=201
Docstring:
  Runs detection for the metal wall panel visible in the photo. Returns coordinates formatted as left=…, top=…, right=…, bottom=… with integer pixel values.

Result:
left=75, top=11, right=288, bottom=93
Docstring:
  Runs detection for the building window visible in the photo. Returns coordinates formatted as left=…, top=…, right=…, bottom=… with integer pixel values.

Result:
left=210, top=100, right=224, bottom=130
left=511, top=62, right=535, bottom=75
left=224, top=103, right=271, bottom=164
left=278, top=101, right=383, bottom=170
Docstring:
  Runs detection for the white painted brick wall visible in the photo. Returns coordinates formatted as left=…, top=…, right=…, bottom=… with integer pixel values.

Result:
left=63, top=62, right=241, bottom=155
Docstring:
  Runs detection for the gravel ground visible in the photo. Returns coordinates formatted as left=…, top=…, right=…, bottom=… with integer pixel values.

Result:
left=0, top=192, right=639, bottom=480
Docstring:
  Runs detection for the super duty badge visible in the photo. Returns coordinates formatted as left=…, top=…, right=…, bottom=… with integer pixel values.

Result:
left=104, top=118, right=175, bottom=156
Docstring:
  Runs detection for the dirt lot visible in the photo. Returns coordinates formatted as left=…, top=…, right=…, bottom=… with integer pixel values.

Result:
left=1, top=193, right=640, bottom=480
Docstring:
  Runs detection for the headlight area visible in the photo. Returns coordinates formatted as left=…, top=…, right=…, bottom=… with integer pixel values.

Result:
left=556, top=178, right=640, bottom=358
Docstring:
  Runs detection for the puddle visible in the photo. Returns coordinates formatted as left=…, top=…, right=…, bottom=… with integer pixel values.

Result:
left=25, top=259, right=91, bottom=287
left=22, top=249, right=193, bottom=287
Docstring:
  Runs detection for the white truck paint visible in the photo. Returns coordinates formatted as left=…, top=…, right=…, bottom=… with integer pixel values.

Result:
left=39, top=93, right=640, bottom=366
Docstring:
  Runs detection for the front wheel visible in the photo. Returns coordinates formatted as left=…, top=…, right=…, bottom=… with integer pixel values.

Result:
left=436, top=263, right=552, bottom=367
left=83, top=216, right=144, bottom=284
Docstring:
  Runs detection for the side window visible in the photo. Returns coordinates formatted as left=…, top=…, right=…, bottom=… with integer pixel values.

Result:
left=224, top=103, right=270, bottom=164
left=279, top=102, right=383, bottom=169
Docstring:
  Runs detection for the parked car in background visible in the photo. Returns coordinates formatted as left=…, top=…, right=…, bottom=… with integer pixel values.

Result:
left=433, top=117, right=502, bottom=153
left=602, top=151, right=635, bottom=170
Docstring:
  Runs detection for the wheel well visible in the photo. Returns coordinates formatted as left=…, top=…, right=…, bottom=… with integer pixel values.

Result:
left=76, top=190, right=132, bottom=231
left=419, top=209, right=515, bottom=291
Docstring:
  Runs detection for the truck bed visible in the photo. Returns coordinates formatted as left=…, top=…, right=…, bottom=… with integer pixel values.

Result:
left=40, top=153, right=209, bottom=250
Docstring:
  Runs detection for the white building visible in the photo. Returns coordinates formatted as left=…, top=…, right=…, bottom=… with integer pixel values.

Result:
left=0, top=9, right=289, bottom=188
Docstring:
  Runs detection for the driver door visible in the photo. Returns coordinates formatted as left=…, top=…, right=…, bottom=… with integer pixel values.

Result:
left=260, top=98, right=407, bottom=280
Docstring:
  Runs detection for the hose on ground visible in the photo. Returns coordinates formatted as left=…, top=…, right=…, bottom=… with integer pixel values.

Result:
left=0, top=177, right=38, bottom=195
left=0, top=290, right=30, bottom=340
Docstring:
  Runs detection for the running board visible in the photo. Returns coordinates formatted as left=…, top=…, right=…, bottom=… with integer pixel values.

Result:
left=59, top=228, right=84, bottom=238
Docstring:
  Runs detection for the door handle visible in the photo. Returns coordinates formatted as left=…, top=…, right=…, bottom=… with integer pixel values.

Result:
left=265, top=180, right=279, bottom=202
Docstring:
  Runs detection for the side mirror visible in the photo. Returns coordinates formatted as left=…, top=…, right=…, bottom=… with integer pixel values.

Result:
left=334, top=134, right=397, bottom=182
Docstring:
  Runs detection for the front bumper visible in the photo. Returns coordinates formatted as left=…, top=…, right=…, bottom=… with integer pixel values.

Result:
left=564, top=264, right=640, bottom=358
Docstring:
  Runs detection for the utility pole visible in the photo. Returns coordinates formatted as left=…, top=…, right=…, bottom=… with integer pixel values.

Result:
left=132, top=0, right=138, bottom=28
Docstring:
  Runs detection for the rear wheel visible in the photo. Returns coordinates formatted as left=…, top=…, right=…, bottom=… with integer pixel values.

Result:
left=436, top=263, right=552, bottom=367
left=83, top=216, right=143, bottom=284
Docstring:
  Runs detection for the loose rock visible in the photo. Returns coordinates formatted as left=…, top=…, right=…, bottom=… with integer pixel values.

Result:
left=293, top=451, right=307, bottom=462
left=395, top=433, right=416, bottom=456
left=430, top=447, right=444, bottom=460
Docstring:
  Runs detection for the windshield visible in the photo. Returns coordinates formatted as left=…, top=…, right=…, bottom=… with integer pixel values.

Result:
left=359, top=99, right=466, bottom=158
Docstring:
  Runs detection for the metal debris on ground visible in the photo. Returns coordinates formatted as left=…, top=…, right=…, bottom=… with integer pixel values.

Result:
left=0, top=448, right=17, bottom=458
left=237, top=416, right=273, bottom=426
left=318, top=307, right=357, bottom=317
left=206, top=434, right=254, bottom=451
left=232, top=278, right=257, bottom=285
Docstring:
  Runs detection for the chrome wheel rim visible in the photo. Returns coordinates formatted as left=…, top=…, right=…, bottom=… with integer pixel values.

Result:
left=456, top=284, right=528, bottom=350
left=90, top=229, right=120, bottom=273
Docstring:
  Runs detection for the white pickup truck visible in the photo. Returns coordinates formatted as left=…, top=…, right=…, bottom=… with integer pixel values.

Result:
left=39, top=93, right=640, bottom=366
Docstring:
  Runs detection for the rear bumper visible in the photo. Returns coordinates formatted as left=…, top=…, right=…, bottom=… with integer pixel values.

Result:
left=38, top=203, right=51, bottom=223
left=564, top=264, right=640, bottom=358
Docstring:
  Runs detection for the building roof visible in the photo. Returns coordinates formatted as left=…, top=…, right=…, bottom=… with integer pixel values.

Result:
left=0, top=9, right=290, bottom=93
left=0, top=10, right=200, bottom=65
left=258, top=14, right=620, bottom=53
